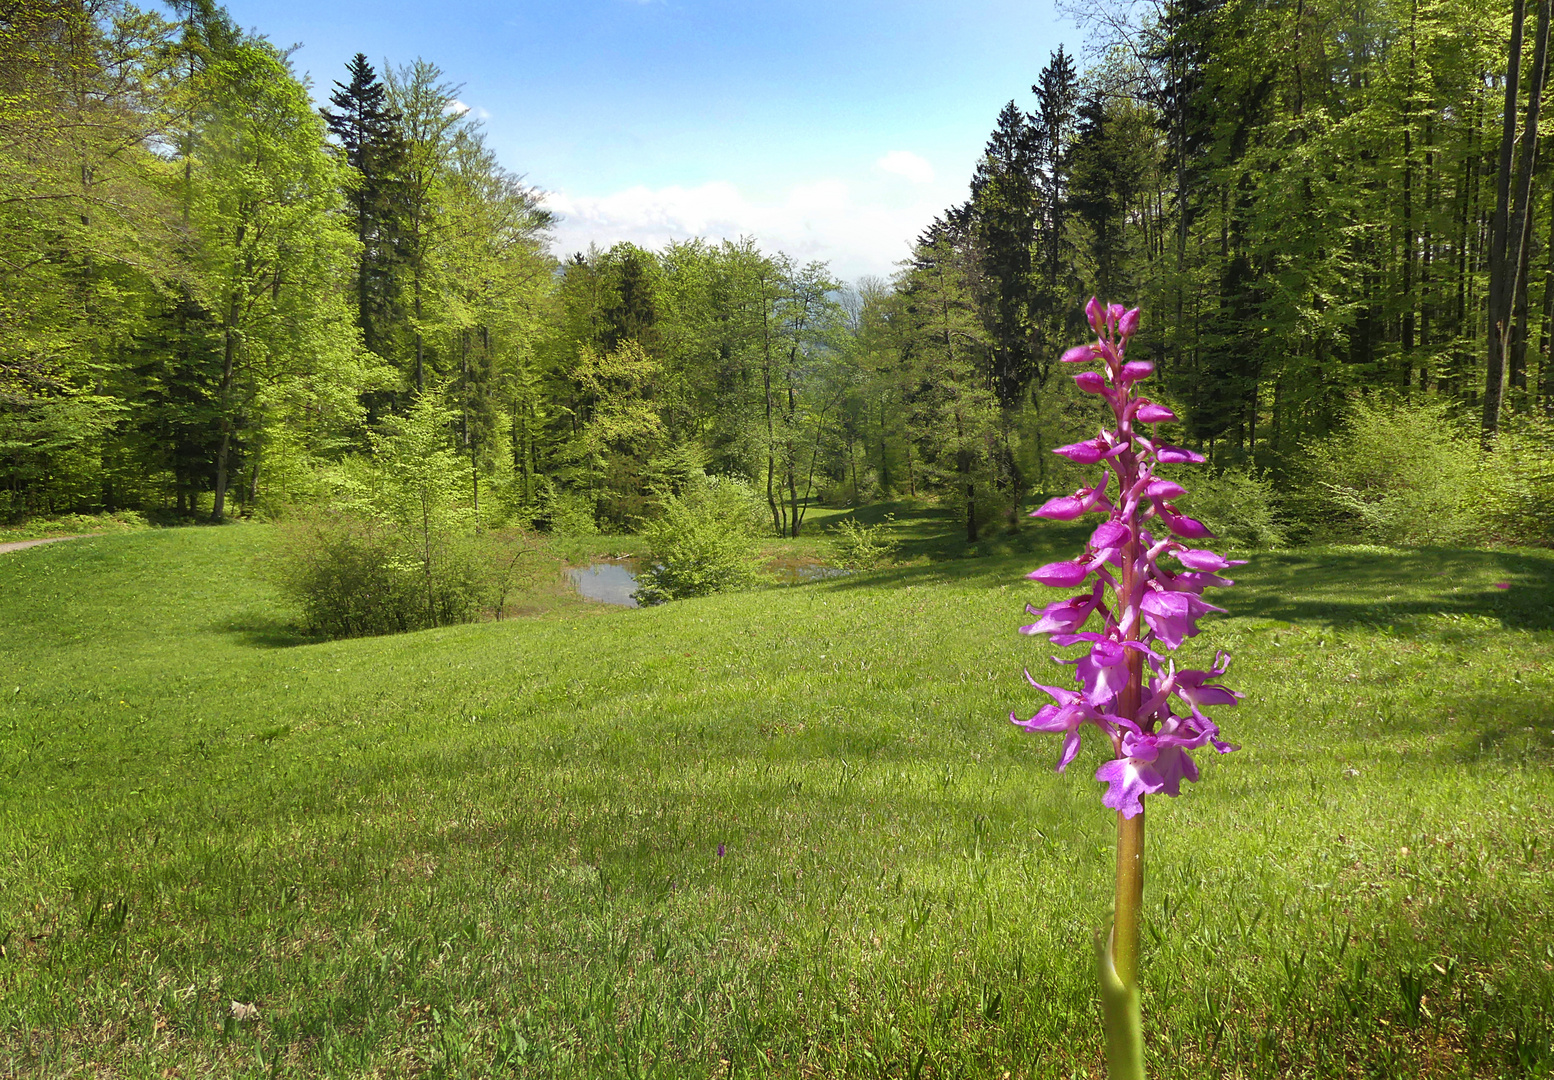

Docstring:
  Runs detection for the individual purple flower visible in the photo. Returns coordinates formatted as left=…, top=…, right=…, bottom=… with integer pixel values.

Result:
left=1067, top=637, right=1133, bottom=706
left=1133, top=400, right=1177, bottom=424
left=1010, top=677, right=1126, bottom=773
left=1156, top=503, right=1215, bottom=540
left=1075, top=370, right=1107, bottom=394
left=1054, top=436, right=1129, bottom=464
left=1021, top=582, right=1107, bottom=636
left=1156, top=444, right=1207, bottom=465
left=1032, top=472, right=1110, bottom=521
left=1145, top=479, right=1186, bottom=501
left=1118, top=360, right=1155, bottom=386
left=1139, top=588, right=1225, bottom=650
left=1028, top=560, right=1090, bottom=587
left=1172, top=547, right=1234, bottom=572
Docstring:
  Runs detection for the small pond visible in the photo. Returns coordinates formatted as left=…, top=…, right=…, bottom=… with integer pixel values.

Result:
left=567, top=562, right=641, bottom=608
left=567, top=560, right=852, bottom=607
left=769, top=562, right=852, bottom=585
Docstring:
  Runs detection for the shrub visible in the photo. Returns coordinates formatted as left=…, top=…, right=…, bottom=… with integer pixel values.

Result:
left=270, top=510, right=486, bottom=638
left=1482, top=417, right=1554, bottom=547
left=1298, top=396, right=1485, bottom=546
left=270, top=392, right=516, bottom=638
left=827, top=514, right=900, bottom=569
left=544, top=489, right=600, bottom=537
left=632, top=481, right=765, bottom=605
left=693, top=474, right=770, bottom=537
left=1172, top=468, right=1286, bottom=550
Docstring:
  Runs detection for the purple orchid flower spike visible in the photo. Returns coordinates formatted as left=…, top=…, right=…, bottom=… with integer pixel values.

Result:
left=1010, top=299, right=1243, bottom=1080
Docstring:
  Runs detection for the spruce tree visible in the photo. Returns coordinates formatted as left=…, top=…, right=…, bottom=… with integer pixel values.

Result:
left=1032, top=47, right=1079, bottom=304
left=965, top=100, right=1042, bottom=409
left=322, top=54, right=407, bottom=362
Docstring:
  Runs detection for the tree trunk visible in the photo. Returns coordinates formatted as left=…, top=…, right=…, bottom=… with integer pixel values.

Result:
left=414, top=264, right=425, bottom=393
left=1486, top=0, right=1531, bottom=438
left=422, top=486, right=435, bottom=627
left=1401, top=0, right=1418, bottom=390
left=1512, top=2, right=1553, bottom=399
left=1541, top=201, right=1554, bottom=412
left=212, top=310, right=238, bottom=522
left=247, top=435, right=262, bottom=505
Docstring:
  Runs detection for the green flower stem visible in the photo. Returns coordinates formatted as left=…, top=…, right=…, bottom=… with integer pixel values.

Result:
left=1095, top=916, right=1146, bottom=1080
left=1109, top=539, right=1147, bottom=1078
left=1113, top=533, right=1147, bottom=991
left=1114, top=807, right=1145, bottom=987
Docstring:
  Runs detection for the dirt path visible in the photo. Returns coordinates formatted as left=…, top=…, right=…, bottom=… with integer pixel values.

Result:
left=0, top=535, right=86, bottom=555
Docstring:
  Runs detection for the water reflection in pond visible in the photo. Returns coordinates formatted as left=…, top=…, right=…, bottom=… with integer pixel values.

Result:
left=769, top=563, right=852, bottom=584
left=566, top=559, right=851, bottom=608
left=567, top=563, right=640, bottom=607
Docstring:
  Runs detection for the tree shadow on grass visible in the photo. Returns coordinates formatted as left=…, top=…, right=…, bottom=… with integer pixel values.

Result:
left=1222, top=547, right=1554, bottom=634
left=824, top=506, right=1554, bottom=635
left=215, top=613, right=316, bottom=649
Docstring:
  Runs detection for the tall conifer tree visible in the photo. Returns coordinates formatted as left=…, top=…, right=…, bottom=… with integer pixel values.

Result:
left=322, top=54, right=407, bottom=363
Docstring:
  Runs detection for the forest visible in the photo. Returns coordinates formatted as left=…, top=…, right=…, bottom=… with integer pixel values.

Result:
left=4, top=0, right=1553, bottom=555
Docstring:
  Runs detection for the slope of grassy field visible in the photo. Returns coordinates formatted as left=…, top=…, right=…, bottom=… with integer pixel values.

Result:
left=0, top=518, right=1551, bottom=1078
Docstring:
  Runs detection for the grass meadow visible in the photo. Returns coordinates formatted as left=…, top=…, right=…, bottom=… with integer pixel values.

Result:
left=0, top=510, right=1551, bottom=1078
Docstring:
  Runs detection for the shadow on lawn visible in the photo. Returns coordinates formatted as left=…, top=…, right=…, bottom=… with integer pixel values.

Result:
left=217, top=613, right=315, bottom=649
left=825, top=504, right=1554, bottom=634
left=1224, top=548, right=1554, bottom=633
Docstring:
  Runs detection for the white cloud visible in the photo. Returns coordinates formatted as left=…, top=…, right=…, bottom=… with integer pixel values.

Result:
left=875, top=150, right=935, bottom=185
left=541, top=178, right=947, bottom=283
left=444, top=99, right=492, bottom=120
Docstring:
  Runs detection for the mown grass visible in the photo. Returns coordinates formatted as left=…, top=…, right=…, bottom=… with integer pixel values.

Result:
left=0, top=515, right=1551, bottom=1078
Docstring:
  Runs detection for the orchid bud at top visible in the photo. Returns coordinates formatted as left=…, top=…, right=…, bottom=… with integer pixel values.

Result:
left=1085, top=296, right=1105, bottom=332
left=1118, top=307, right=1141, bottom=338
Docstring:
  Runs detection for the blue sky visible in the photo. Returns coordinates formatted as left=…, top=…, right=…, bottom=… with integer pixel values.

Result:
left=223, top=0, right=1078, bottom=283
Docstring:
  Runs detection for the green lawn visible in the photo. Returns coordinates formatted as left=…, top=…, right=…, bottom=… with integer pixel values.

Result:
left=0, top=518, right=1551, bottom=1078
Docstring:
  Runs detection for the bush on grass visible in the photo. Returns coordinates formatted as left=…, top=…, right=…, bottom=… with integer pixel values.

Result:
left=1482, top=416, right=1554, bottom=546
left=1173, top=467, right=1286, bottom=549
left=271, top=392, right=565, bottom=638
left=827, top=514, right=900, bottom=569
left=271, top=510, right=486, bottom=637
left=632, top=477, right=765, bottom=605
left=1297, top=396, right=1485, bottom=546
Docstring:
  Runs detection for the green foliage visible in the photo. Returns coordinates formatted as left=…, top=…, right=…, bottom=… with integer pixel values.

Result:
left=542, top=487, right=600, bottom=537
left=271, top=392, right=494, bottom=637
left=1299, top=397, right=1486, bottom=546
left=558, top=340, right=666, bottom=528
left=1172, top=467, right=1286, bottom=550
left=269, top=509, right=475, bottom=637
left=827, top=513, right=901, bottom=569
left=632, top=477, right=765, bottom=604
left=1482, top=418, right=1554, bottom=547
left=270, top=510, right=554, bottom=637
